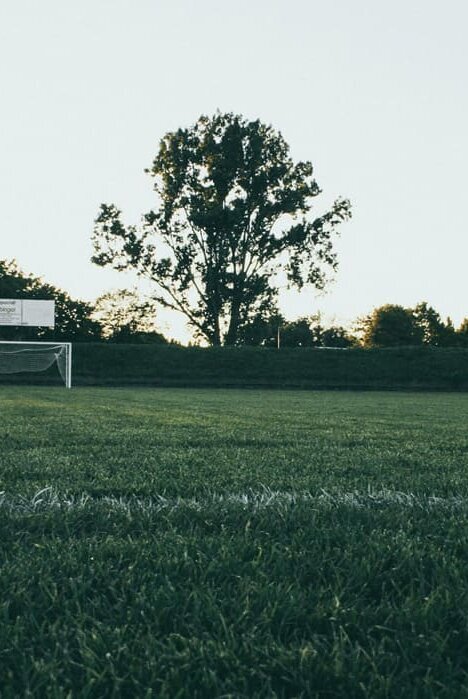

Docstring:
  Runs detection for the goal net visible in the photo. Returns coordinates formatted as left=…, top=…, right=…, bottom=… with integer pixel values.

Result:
left=0, top=342, right=72, bottom=388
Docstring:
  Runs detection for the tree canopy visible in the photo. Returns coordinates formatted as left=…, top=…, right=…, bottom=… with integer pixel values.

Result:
left=458, top=318, right=468, bottom=346
left=359, top=305, right=422, bottom=348
left=92, top=112, right=351, bottom=345
left=93, top=289, right=168, bottom=344
left=358, top=302, right=464, bottom=348
left=413, top=302, right=458, bottom=347
left=238, top=310, right=354, bottom=348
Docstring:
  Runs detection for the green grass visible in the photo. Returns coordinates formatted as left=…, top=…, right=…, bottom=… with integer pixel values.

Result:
left=1, top=387, right=468, bottom=697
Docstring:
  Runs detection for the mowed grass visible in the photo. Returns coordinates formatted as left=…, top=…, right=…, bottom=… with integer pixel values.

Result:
left=1, top=387, right=468, bottom=698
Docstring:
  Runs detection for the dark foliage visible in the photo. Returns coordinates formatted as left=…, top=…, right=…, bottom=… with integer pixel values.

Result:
left=93, top=288, right=168, bottom=344
left=0, top=260, right=101, bottom=342
left=360, top=303, right=465, bottom=348
left=92, top=112, right=351, bottom=345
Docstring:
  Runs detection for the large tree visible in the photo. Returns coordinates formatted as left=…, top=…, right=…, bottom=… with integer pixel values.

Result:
left=92, top=113, right=351, bottom=345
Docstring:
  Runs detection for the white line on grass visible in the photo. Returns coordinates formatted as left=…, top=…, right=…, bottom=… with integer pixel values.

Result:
left=1, top=487, right=468, bottom=513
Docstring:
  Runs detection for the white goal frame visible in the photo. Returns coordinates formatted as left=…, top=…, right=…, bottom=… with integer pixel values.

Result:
left=0, top=341, right=72, bottom=388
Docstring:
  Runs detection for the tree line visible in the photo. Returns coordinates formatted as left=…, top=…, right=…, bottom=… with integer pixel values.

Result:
left=0, top=259, right=167, bottom=344
left=1, top=259, right=466, bottom=348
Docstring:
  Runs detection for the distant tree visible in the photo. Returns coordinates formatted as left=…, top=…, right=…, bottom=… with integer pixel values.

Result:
left=359, top=304, right=423, bottom=348
left=320, top=325, right=355, bottom=348
left=280, top=317, right=315, bottom=347
left=458, top=318, right=468, bottom=347
left=239, top=312, right=355, bottom=348
left=111, top=327, right=169, bottom=344
left=237, top=310, right=285, bottom=346
left=442, top=317, right=458, bottom=347
left=239, top=313, right=318, bottom=347
left=92, top=112, right=351, bottom=346
left=0, top=259, right=101, bottom=341
left=0, top=259, right=32, bottom=297
left=93, top=288, right=167, bottom=343
left=413, top=302, right=456, bottom=346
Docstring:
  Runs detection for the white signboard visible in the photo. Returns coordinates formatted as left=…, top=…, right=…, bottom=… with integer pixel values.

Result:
left=22, top=300, right=55, bottom=327
left=0, top=299, right=55, bottom=327
left=0, top=300, right=22, bottom=325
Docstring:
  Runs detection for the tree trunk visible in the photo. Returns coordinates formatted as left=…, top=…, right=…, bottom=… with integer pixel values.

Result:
left=224, top=299, right=241, bottom=346
left=211, top=331, right=222, bottom=346
left=208, top=316, right=222, bottom=346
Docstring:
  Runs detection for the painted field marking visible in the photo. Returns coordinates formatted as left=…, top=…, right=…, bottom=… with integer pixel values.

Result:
left=1, top=487, right=468, bottom=513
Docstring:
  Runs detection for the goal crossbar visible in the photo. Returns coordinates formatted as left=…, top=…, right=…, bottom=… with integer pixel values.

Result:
left=0, top=341, right=72, bottom=388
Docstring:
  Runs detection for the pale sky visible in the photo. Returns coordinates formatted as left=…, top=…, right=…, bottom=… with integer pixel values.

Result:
left=1, top=0, right=467, bottom=341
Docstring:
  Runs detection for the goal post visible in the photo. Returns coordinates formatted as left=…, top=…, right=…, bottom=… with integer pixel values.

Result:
left=0, top=341, right=72, bottom=388
left=0, top=299, right=72, bottom=388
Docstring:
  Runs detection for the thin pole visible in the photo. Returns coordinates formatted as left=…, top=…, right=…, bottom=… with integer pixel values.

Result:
left=277, top=325, right=281, bottom=350
left=66, top=343, right=72, bottom=389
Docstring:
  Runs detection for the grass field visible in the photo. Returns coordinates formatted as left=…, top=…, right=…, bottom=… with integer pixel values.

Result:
left=1, top=387, right=468, bottom=697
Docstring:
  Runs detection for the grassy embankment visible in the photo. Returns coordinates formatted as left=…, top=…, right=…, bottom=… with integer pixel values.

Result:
left=4, top=343, right=468, bottom=390
left=1, top=387, right=468, bottom=697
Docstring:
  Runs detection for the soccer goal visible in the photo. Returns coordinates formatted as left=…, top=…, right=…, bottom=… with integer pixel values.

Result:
left=0, top=341, right=72, bottom=388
